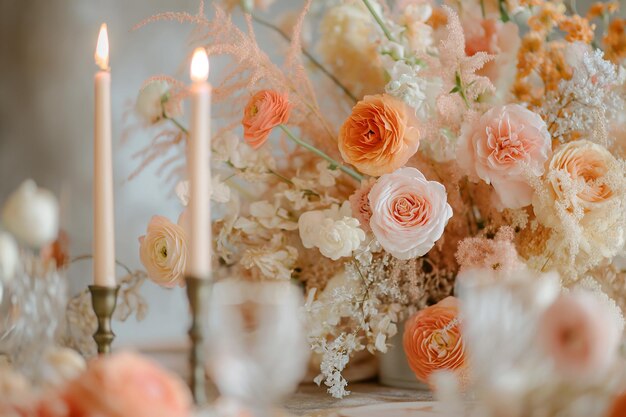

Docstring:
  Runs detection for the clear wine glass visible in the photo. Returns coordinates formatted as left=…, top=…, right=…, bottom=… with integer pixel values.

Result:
left=205, top=280, right=309, bottom=417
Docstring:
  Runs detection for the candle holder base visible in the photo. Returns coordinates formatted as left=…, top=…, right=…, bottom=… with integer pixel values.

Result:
left=185, top=276, right=211, bottom=406
left=88, top=285, right=120, bottom=355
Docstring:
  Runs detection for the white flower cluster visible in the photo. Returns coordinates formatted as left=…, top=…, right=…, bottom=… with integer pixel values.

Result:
left=212, top=131, right=276, bottom=182
left=298, top=202, right=365, bottom=261
left=378, top=4, right=442, bottom=123
left=543, top=45, right=626, bottom=144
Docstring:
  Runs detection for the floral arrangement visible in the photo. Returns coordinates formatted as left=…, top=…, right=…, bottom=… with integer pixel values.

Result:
left=130, top=0, right=626, bottom=399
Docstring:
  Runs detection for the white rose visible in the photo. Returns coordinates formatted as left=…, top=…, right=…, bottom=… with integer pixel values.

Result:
left=369, top=167, right=452, bottom=260
left=298, top=204, right=365, bottom=261
left=316, top=217, right=365, bottom=261
left=0, top=232, right=18, bottom=282
left=135, top=81, right=181, bottom=125
left=298, top=210, right=324, bottom=249
left=2, top=180, right=59, bottom=248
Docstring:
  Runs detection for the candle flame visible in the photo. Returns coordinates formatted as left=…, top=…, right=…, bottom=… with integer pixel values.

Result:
left=95, top=23, right=109, bottom=70
left=190, top=48, right=209, bottom=82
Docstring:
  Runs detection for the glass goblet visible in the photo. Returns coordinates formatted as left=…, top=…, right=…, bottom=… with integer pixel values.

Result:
left=206, top=280, right=309, bottom=417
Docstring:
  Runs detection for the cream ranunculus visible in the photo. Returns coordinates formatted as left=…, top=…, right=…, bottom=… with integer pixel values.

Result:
left=2, top=180, right=59, bottom=249
left=369, top=167, right=452, bottom=260
left=533, top=140, right=626, bottom=257
left=139, top=215, right=188, bottom=287
left=457, top=104, right=552, bottom=209
left=298, top=203, right=365, bottom=261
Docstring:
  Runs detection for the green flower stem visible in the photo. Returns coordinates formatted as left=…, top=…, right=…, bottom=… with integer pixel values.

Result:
left=278, top=125, right=364, bottom=182
left=362, top=0, right=395, bottom=42
left=167, top=116, right=189, bottom=135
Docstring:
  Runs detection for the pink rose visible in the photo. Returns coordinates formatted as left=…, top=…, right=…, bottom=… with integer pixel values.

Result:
left=538, top=292, right=621, bottom=376
left=457, top=104, right=552, bottom=209
left=62, top=351, right=192, bottom=417
left=348, top=178, right=376, bottom=232
left=368, top=167, right=452, bottom=260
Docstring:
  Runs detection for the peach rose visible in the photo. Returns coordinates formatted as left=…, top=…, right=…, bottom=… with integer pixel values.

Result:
left=464, top=18, right=520, bottom=91
left=62, top=352, right=191, bottom=417
left=139, top=215, right=187, bottom=287
left=242, top=90, right=291, bottom=149
left=368, top=167, right=452, bottom=260
left=542, top=140, right=616, bottom=212
left=538, top=292, right=621, bottom=376
left=457, top=104, right=552, bottom=209
left=533, top=140, right=625, bottom=257
left=348, top=178, right=376, bottom=232
left=403, top=297, right=466, bottom=384
left=339, top=94, right=420, bottom=176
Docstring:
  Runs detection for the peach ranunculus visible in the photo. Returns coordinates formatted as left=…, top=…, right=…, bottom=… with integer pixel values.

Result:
left=338, top=94, right=420, bottom=177
left=368, top=167, right=452, bottom=260
left=457, top=104, right=552, bottom=209
left=139, top=215, right=187, bottom=287
left=242, top=90, right=291, bottom=149
left=538, top=292, right=621, bottom=376
left=62, top=351, right=192, bottom=417
left=403, top=297, right=466, bottom=384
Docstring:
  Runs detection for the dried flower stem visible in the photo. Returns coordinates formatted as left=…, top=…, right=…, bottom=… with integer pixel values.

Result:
left=279, top=124, right=364, bottom=182
left=251, top=13, right=357, bottom=103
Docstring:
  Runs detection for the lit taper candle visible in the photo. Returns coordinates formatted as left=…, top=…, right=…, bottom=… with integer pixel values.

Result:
left=187, top=48, right=211, bottom=279
left=93, top=24, right=116, bottom=287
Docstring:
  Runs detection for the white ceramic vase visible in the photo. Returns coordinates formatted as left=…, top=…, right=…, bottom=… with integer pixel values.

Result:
left=379, top=321, right=429, bottom=390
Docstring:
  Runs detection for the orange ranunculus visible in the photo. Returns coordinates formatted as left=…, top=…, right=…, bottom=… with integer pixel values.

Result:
left=242, top=90, right=291, bottom=149
left=403, top=296, right=466, bottom=384
left=338, top=94, right=420, bottom=177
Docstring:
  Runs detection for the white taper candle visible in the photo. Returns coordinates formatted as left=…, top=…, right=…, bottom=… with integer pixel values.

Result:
left=187, top=48, right=211, bottom=279
left=93, top=23, right=116, bottom=287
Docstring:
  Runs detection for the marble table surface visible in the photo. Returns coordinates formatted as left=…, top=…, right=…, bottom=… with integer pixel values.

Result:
left=284, top=383, right=433, bottom=416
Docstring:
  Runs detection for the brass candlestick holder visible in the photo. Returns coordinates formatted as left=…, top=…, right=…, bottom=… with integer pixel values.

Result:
left=88, top=285, right=120, bottom=355
left=185, top=276, right=211, bottom=406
